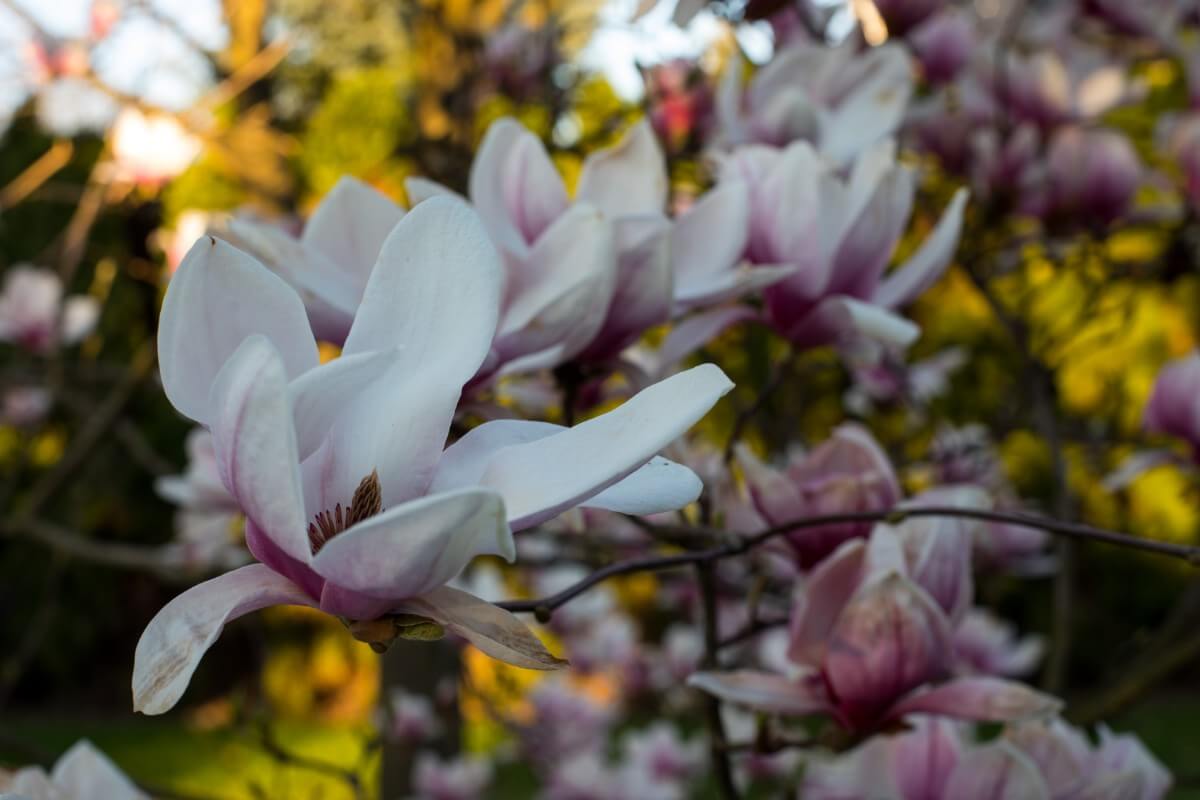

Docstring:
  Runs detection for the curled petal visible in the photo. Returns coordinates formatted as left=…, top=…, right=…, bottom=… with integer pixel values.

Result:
left=133, top=564, right=314, bottom=715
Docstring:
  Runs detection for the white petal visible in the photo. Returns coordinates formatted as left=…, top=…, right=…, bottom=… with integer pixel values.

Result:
left=481, top=364, right=734, bottom=529
left=209, top=336, right=311, bottom=564
left=60, top=295, right=100, bottom=343
left=404, top=175, right=464, bottom=205
left=302, top=175, right=406, bottom=284
left=288, top=348, right=399, bottom=461
left=132, top=564, right=314, bottom=714
left=343, top=195, right=503, bottom=391
left=158, top=237, right=318, bottom=423
left=873, top=188, right=968, bottom=309
left=431, top=420, right=563, bottom=493
left=397, top=586, right=567, bottom=669
left=671, top=181, right=750, bottom=292
left=800, top=295, right=920, bottom=349
left=311, top=488, right=513, bottom=599
left=51, top=741, right=146, bottom=800
left=576, top=119, right=668, bottom=217
left=583, top=456, right=703, bottom=514
left=819, top=46, right=913, bottom=165
left=674, top=263, right=796, bottom=310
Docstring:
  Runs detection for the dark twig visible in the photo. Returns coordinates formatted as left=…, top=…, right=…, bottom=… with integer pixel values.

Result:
left=696, top=562, right=741, bottom=799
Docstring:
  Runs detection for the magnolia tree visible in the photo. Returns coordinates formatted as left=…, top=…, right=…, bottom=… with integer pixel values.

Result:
left=3, top=0, right=1200, bottom=798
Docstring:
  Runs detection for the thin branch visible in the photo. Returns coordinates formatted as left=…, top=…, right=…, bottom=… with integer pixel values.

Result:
left=696, top=562, right=741, bottom=800
left=0, top=139, right=73, bottom=209
left=2, top=518, right=173, bottom=573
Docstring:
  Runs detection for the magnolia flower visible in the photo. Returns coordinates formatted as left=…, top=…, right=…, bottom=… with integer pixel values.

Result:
left=1144, top=351, right=1200, bottom=459
left=0, top=265, right=99, bottom=354
left=690, top=527, right=1060, bottom=733
left=519, top=678, right=614, bottom=771
left=716, top=41, right=914, bottom=165
left=0, top=740, right=145, bottom=800
left=719, top=139, right=968, bottom=350
left=1037, top=126, right=1141, bottom=226
left=803, top=716, right=1052, bottom=799
left=221, top=175, right=406, bottom=344
left=997, top=48, right=1131, bottom=128
left=409, top=752, right=493, bottom=800
left=134, top=197, right=733, bottom=714
left=1006, top=718, right=1172, bottom=799
left=909, top=10, right=974, bottom=85
left=110, top=107, right=202, bottom=185
left=954, top=607, right=1045, bottom=678
left=737, top=425, right=902, bottom=568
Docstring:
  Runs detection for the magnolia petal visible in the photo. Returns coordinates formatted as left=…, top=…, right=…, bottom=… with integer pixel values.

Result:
left=483, top=364, right=733, bottom=529
left=158, top=237, right=318, bottom=423
left=288, top=348, right=399, bottom=461
left=398, top=585, right=566, bottom=669
left=343, top=196, right=502, bottom=389
left=829, top=162, right=915, bottom=299
left=892, top=718, right=964, bottom=800
left=311, top=488, right=513, bottom=599
left=576, top=119, right=668, bottom=217
left=687, top=670, right=830, bottom=716
left=656, top=306, right=760, bottom=371
left=787, top=538, right=867, bottom=665
left=888, top=677, right=1063, bottom=724
left=209, top=336, right=311, bottom=564
left=736, top=443, right=808, bottom=528
left=302, top=175, right=405, bottom=285
left=51, top=741, right=147, bottom=800
left=943, top=742, right=1052, bottom=800
left=132, top=564, right=314, bottom=714
left=430, top=420, right=563, bottom=492
left=789, top=295, right=920, bottom=349
left=584, top=456, right=703, bottom=514
left=873, top=188, right=968, bottom=309
left=404, top=175, right=463, bottom=205
left=674, top=264, right=797, bottom=311
left=819, top=46, right=914, bottom=166
left=671, top=181, right=750, bottom=290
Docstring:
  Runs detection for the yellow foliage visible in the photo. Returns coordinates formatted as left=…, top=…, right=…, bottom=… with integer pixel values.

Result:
left=260, top=618, right=380, bottom=724
left=1127, top=466, right=1200, bottom=545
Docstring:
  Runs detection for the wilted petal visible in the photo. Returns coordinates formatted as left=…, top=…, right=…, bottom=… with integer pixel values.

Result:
left=158, top=237, right=318, bottom=423
left=398, top=585, right=567, bottom=669
left=484, top=364, right=733, bottom=529
left=51, top=741, right=146, bottom=800
left=302, top=175, right=405, bottom=285
left=687, top=669, right=831, bottom=716
left=873, top=188, right=968, bottom=309
left=887, top=676, right=1063, bottom=724
left=942, top=742, right=1051, bottom=800
left=576, top=119, right=668, bottom=217
left=133, top=564, right=315, bottom=714
left=209, top=336, right=310, bottom=564
left=311, top=488, right=513, bottom=601
left=343, top=196, right=502, bottom=389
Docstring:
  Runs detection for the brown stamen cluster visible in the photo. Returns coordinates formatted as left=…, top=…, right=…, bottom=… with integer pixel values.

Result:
left=308, top=469, right=383, bottom=554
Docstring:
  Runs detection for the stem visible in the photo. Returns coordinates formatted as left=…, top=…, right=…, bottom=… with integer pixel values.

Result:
left=722, top=349, right=794, bottom=466
left=696, top=562, right=740, bottom=800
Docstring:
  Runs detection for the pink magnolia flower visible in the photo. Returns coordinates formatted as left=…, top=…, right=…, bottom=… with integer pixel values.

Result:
left=716, top=41, right=915, bottom=165
left=222, top=175, right=406, bottom=345
left=0, top=740, right=146, bottom=800
left=1144, top=351, right=1200, bottom=459
left=996, top=48, right=1131, bottom=129
left=690, top=528, right=1060, bottom=734
left=803, top=716, right=1053, bottom=799
left=737, top=424, right=902, bottom=567
left=519, top=679, right=614, bottom=771
left=954, top=607, right=1044, bottom=678
left=410, top=752, right=492, bottom=800
left=133, top=197, right=733, bottom=714
left=1006, top=718, right=1172, bottom=800
left=719, top=140, right=968, bottom=349
left=1165, top=114, right=1200, bottom=214
left=0, top=265, right=99, bottom=354
left=1037, top=126, right=1141, bottom=226
left=908, top=10, right=974, bottom=85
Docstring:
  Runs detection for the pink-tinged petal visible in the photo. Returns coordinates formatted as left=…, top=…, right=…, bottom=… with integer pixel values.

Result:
left=890, top=717, right=963, bottom=800
left=288, top=348, right=399, bottom=461
left=1091, top=726, right=1173, bottom=799
left=583, top=456, right=703, bottom=514
left=888, top=677, right=1063, bottom=724
left=824, top=573, right=954, bottom=728
left=576, top=119, right=668, bottom=217
left=404, top=175, right=464, bottom=205
left=158, top=237, right=318, bottom=423
left=132, top=564, right=315, bottom=714
left=687, top=669, right=831, bottom=716
left=675, top=264, right=797, bottom=312
left=1005, top=719, right=1090, bottom=795
left=785, top=295, right=920, bottom=349
left=787, top=538, right=867, bottom=665
left=830, top=165, right=915, bottom=299
left=803, top=739, right=894, bottom=800
left=656, top=306, right=760, bottom=371
left=576, top=215, right=672, bottom=362
left=311, top=488, right=513, bottom=600
left=495, top=204, right=617, bottom=367
left=431, top=420, right=563, bottom=492
left=208, top=336, right=310, bottom=564
left=942, top=742, right=1051, bottom=800
left=736, top=444, right=807, bottom=528
left=398, top=585, right=567, bottom=669
left=51, top=741, right=146, bottom=800
left=1144, top=352, right=1200, bottom=448
left=343, top=197, right=502, bottom=388
left=671, top=181, right=750, bottom=294
left=894, top=514, right=975, bottom=625
left=819, top=46, right=913, bottom=166
left=469, top=118, right=568, bottom=255
left=302, top=175, right=405, bottom=285
left=873, top=188, right=968, bottom=310
left=483, top=364, right=733, bottom=529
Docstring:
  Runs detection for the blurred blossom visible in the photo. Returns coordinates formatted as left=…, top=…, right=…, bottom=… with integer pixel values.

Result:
left=720, top=140, right=967, bottom=350
left=618, top=723, right=704, bottom=796
left=873, top=0, right=945, bottom=36
left=383, top=687, right=442, bottom=743
left=908, top=10, right=974, bottom=85
left=485, top=23, right=560, bottom=102
left=844, top=346, right=966, bottom=417
left=520, top=679, right=614, bottom=771
left=35, top=77, right=118, bottom=137
left=540, top=751, right=625, bottom=800
left=1165, top=114, right=1200, bottom=214
left=656, top=623, right=704, bottom=685
left=737, top=424, right=902, bottom=567
left=692, top=527, right=1060, bottom=733
left=1006, top=719, right=1171, bottom=799
left=111, top=107, right=203, bottom=185
left=410, top=752, right=492, bottom=800
left=954, top=607, right=1044, bottom=677
left=0, top=265, right=99, bottom=354
left=159, top=210, right=214, bottom=272
left=1144, top=351, right=1200, bottom=460
left=1038, top=126, right=1141, bottom=226
left=644, top=58, right=714, bottom=154
left=1080, top=0, right=1190, bottom=39
left=0, top=740, right=146, bottom=800
left=997, top=48, right=1131, bottom=129
left=154, top=428, right=246, bottom=572
left=969, top=123, right=1041, bottom=204
left=1, top=386, right=52, bottom=427
left=716, top=41, right=914, bottom=164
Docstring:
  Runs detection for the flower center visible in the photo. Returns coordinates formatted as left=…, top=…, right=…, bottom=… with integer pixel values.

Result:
left=308, top=469, right=383, bottom=554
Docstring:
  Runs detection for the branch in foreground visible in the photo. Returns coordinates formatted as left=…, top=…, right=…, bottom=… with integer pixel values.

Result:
left=498, top=505, right=1200, bottom=616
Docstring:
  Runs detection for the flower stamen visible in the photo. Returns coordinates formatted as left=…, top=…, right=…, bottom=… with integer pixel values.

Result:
left=308, top=469, right=382, bottom=553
